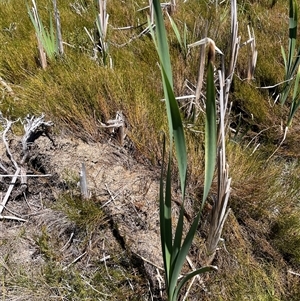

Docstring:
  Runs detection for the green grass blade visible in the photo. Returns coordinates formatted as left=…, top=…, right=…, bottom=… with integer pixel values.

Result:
left=280, top=45, right=290, bottom=106
left=161, top=66, right=187, bottom=197
left=160, top=64, right=188, bottom=298
left=152, top=0, right=172, bottom=85
left=202, top=62, right=217, bottom=208
left=173, top=265, right=218, bottom=300
left=167, top=12, right=183, bottom=50
left=27, top=2, right=57, bottom=61
left=153, top=0, right=187, bottom=197
left=169, top=212, right=201, bottom=299
left=292, top=66, right=300, bottom=101
left=290, top=48, right=300, bottom=76
left=41, top=27, right=55, bottom=59
left=288, top=0, right=298, bottom=74
left=27, top=4, right=43, bottom=42
left=287, top=66, right=300, bottom=126
left=96, top=14, right=103, bottom=39
left=171, top=206, right=184, bottom=270
left=164, top=156, right=173, bottom=276
left=281, top=0, right=300, bottom=119
left=151, top=0, right=174, bottom=156
left=152, top=0, right=173, bottom=121
left=159, top=134, right=169, bottom=284
left=49, top=13, right=57, bottom=55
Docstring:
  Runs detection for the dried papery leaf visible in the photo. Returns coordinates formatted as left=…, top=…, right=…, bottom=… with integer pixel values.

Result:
left=80, top=163, right=89, bottom=199
left=205, top=68, right=231, bottom=263
left=149, top=0, right=154, bottom=24
left=246, top=25, right=257, bottom=81
left=100, top=111, right=126, bottom=145
left=187, top=37, right=222, bottom=121
left=192, top=36, right=206, bottom=121
left=228, top=0, right=239, bottom=78
left=188, top=37, right=223, bottom=55
left=204, top=0, right=238, bottom=265
left=53, top=0, right=64, bottom=56
left=37, top=39, right=47, bottom=69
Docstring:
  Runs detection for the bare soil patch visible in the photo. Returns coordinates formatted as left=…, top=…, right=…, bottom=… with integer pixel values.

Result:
left=0, top=134, right=168, bottom=300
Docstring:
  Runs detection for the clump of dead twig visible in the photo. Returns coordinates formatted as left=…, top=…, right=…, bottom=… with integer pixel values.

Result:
left=0, top=113, right=54, bottom=221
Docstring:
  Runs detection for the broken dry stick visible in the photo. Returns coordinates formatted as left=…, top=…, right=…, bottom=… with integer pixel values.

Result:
left=0, top=167, right=20, bottom=215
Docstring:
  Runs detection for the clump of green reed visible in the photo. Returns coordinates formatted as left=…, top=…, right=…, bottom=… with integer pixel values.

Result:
left=280, top=0, right=300, bottom=125
left=268, top=0, right=300, bottom=159
left=85, top=0, right=111, bottom=67
left=151, top=1, right=218, bottom=299
left=95, top=0, right=110, bottom=66
left=27, top=0, right=63, bottom=69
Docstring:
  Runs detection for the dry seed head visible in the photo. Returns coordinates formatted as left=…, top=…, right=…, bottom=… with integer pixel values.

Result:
left=208, top=40, right=216, bottom=66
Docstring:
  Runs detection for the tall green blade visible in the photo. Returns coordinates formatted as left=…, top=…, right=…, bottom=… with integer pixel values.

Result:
left=159, top=135, right=170, bottom=285
left=202, top=62, right=217, bottom=208
left=152, top=1, right=216, bottom=300
left=152, top=0, right=187, bottom=197
left=152, top=0, right=173, bottom=85
left=288, top=0, right=297, bottom=75
left=161, top=66, right=187, bottom=197
left=290, top=48, right=300, bottom=76
left=281, top=0, right=299, bottom=105
left=164, top=156, right=173, bottom=279
left=173, top=265, right=218, bottom=300
left=167, top=13, right=183, bottom=50
left=152, top=0, right=173, bottom=142
left=287, top=66, right=300, bottom=126
left=171, top=206, right=184, bottom=266
left=169, top=212, right=201, bottom=300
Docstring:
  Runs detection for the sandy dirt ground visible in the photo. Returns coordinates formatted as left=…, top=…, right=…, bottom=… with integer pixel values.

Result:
left=0, top=132, right=178, bottom=299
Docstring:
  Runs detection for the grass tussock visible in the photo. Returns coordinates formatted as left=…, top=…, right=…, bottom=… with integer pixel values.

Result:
left=200, top=212, right=284, bottom=301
